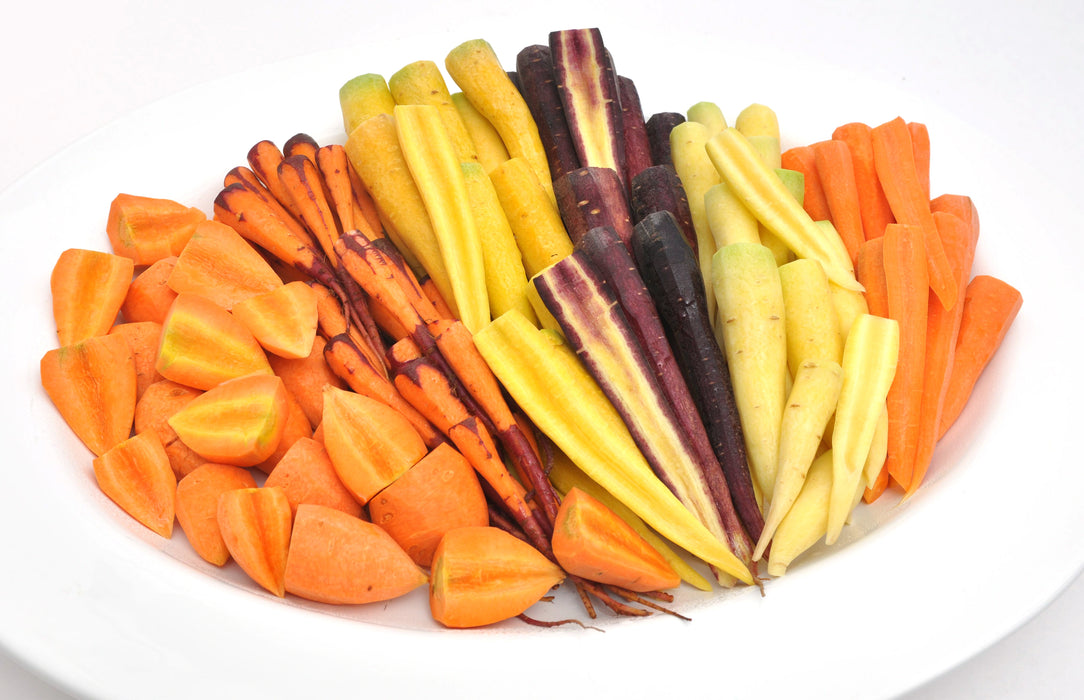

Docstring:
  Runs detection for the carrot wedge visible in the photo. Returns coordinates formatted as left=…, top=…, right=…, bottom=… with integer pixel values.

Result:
left=881, top=223, right=929, bottom=491
left=41, top=333, right=136, bottom=457
left=51, top=248, right=134, bottom=347
left=93, top=431, right=177, bottom=538
left=938, top=275, right=1023, bottom=439
left=871, top=117, right=957, bottom=311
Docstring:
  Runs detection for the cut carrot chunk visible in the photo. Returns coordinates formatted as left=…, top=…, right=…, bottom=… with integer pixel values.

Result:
left=551, top=487, right=680, bottom=592
left=368, top=443, right=488, bottom=567
left=156, top=293, right=272, bottom=391
left=231, top=281, right=319, bottom=360
left=167, top=220, right=283, bottom=310
left=321, top=386, right=427, bottom=504
left=51, top=248, right=134, bottom=346
left=134, top=379, right=205, bottom=478
left=40, top=332, right=136, bottom=457
left=284, top=504, right=427, bottom=605
left=217, top=486, right=292, bottom=597
left=108, top=321, right=163, bottom=400
left=429, top=526, right=565, bottom=628
left=175, top=463, right=257, bottom=565
left=121, top=256, right=179, bottom=325
left=106, top=193, right=206, bottom=266
left=267, top=334, right=345, bottom=429
left=168, top=373, right=290, bottom=468
left=264, top=437, right=361, bottom=518
left=92, top=431, right=176, bottom=538
left=252, top=387, right=313, bottom=474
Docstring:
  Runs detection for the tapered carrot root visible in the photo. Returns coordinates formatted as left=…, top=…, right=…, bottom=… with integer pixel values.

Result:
left=429, top=526, right=565, bottom=628
left=217, top=486, right=293, bottom=597
left=175, top=463, right=258, bottom=565
left=93, top=431, right=177, bottom=538
left=938, top=275, right=1022, bottom=439
left=368, top=442, right=489, bottom=567
left=41, top=332, right=136, bottom=457
left=285, top=504, right=428, bottom=605
left=51, top=248, right=134, bottom=347
left=552, top=487, right=681, bottom=592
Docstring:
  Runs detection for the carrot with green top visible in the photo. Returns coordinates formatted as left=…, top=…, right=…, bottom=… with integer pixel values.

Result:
left=938, top=275, right=1022, bottom=439
left=871, top=117, right=957, bottom=311
left=882, top=223, right=929, bottom=491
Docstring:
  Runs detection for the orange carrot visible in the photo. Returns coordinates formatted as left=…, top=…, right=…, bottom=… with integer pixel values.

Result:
left=40, top=332, right=136, bottom=457
left=429, top=525, right=565, bottom=628
left=264, top=436, right=362, bottom=518
left=231, top=281, right=319, bottom=361
left=421, top=276, right=456, bottom=320
left=781, top=145, right=831, bottom=221
left=865, top=459, right=890, bottom=503
left=871, top=117, right=957, bottom=311
left=881, top=223, right=929, bottom=491
left=812, top=139, right=864, bottom=265
left=908, top=121, right=931, bottom=201
left=106, top=193, right=206, bottom=266
left=551, top=487, right=680, bottom=592
left=108, top=321, right=164, bottom=400
left=277, top=153, right=342, bottom=264
left=267, top=334, right=347, bottom=429
left=217, top=486, right=293, bottom=597
left=283, top=133, right=320, bottom=165
left=908, top=211, right=979, bottom=494
left=92, top=431, right=177, bottom=538
left=121, top=256, right=179, bottom=325
left=938, top=275, right=1022, bottom=439
left=247, top=140, right=306, bottom=226
left=284, top=504, right=427, bottom=605
left=831, top=122, right=895, bottom=241
left=167, top=373, right=290, bottom=468
left=223, top=165, right=314, bottom=247
left=175, top=463, right=258, bottom=565
left=134, top=379, right=205, bottom=478
left=855, top=237, right=889, bottom=319
left=166, top=219, right=284, bottom=310
left=51, top=248, right=134, bottom=347
left=368, top=442, right=489, bottom=567
left=309, top=280, right=386, bottom=377
left=252, top=387, right=313, bottom=474
left=320, top=385, right=427, bottom=504
left=322, top=333, right=442, bottom=448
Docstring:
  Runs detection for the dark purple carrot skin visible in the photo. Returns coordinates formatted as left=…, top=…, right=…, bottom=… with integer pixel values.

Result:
left=632, top=210, right=764, bottom=546
left=283, top=133, right=320, bottom=160
left=575, top=226, right=721, bottom=479
left=549, top=28, right=627, bottom=191
left=630, top=165, right=698, bottom=256
left=645, top=112, right=686, bottom=167
left=553, top=166, right=634, bottom=250
left=516, top=44, right=582, bottom=182
left=617, top=76, right=653, bottom=187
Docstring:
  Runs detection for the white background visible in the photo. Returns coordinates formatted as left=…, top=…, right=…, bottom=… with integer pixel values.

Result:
left=2, top=1, right=1081, bottom=697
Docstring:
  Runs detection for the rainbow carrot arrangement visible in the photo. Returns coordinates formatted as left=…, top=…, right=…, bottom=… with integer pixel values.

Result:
left=40, top=26, right=1021, bottom=628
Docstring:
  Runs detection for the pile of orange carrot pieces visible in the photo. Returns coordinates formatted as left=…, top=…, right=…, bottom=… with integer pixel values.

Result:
left=783, top=116, right=1022, bottom=501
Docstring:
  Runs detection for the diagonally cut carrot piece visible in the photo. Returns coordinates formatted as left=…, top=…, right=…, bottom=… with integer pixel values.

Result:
left=93, top=431, right=177, bottom=538
left=217, top=486, right=292, bottom=597
left=51, top=248, right=134, bottom=346
left=41, top=332, right=136, bottom=457
left=175, top=463, right=257, bottom=565
left=106, top=193, right=206, bottom=266
left=231, top=281, right=319, bottom=360
left=167, top=220, right=283, bottom=310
